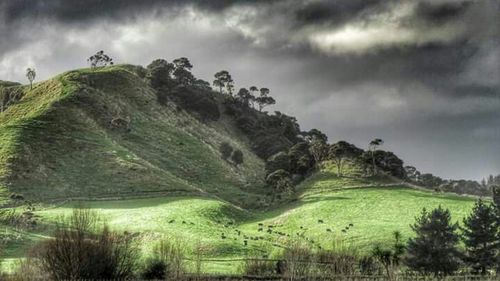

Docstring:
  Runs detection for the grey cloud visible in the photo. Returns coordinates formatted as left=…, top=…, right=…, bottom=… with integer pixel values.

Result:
left=0, top=0, right=498, bottom=180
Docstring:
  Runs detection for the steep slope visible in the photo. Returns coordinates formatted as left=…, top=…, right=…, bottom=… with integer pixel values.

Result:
left=0, top=65, right=266, bottom=206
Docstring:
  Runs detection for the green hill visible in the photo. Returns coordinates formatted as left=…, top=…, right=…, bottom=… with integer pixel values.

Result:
left=0, top=65, right=267, bottom=206
left=0, top=65, right=482, bottom=274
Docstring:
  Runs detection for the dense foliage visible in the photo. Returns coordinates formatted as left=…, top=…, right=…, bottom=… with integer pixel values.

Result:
left=405, top=206, right=462, bottom=276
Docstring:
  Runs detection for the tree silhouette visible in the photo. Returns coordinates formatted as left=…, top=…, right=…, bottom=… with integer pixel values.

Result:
left=87, top=50, right=114, bottom=69
left=213, top=71, right=233, bottom=95
left=255, top=88, right=275, bottom=111
left=369, top=138, right=383, bottom=175
left=26, top=68, right=36, bottom=90
left=405, top=206, right=461, bottom=276
left=461, top=199, right=499, bottom=274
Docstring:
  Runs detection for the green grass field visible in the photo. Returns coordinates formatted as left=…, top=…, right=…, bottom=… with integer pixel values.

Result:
left=0, top=167, right=480, bottom=273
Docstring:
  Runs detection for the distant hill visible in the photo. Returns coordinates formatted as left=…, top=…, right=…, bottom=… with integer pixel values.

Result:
left=0, top=65, right=268, bottom=206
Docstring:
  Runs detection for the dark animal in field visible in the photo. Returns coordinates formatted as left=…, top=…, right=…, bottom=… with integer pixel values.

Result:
left=168, top=219, right=175, bottom=223
left=341, top=229, right=346, bottom=233
left=244, top=240, right=248, bottom=246
left=258, top=228, right=263, bottom=232
left=221, top=233, right=226, bottom=239
left=326, top=228, right=332, bottom=232
left=182, top=221, right=186, bottom=224
left=349, top=223, right=354, bottom=227
left=267, top=229, right=273, bottom=234
left=318, top=219, right=324, bottom=223
left=258, top=223, right=263, bottom=226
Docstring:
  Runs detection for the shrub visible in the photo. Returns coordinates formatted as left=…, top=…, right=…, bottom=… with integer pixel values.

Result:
left=231, top=149, right=244, bottom=166
left=281, top=242, right=314, bottom=278
left=265, top=152, right=291, bottom=175
left=140, top=239, right=185, bottom=280
left=141, top=259, right=167, bottom=280
left=316, top=249, right=359, bottom=275
left=219, top=142, right=233, bottom=160
left=34, top=208, right=137, bottom=280
left=240, top=257, right=276, bottom=276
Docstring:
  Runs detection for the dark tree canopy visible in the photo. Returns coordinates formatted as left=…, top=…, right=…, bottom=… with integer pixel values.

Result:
left=405, top=206, right=461, bottom=276
left=328, top=141, right=363, bottom=176
left=146, top=59, right=175, bottom=88
left=172, top=57, right=193, bottom=70
left=213, top=70, right=234, bottom=95
left=231, top=150, right=244, bottom=166
left=88, top=50, right=114, bottom=69
left=219, top=142, right=233, bottom=160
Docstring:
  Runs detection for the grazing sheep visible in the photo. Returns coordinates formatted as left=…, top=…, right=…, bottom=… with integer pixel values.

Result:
left=258, top=228, right=263, bottom=232
left=182, top=221, right=186, bottom=224
left=349, top=223, right=354, bottom=227
left=168, top=219, right=175, bottom=223
left=341, top=229, right=346, bottom=233
left=326, top=228, right=332, bottom=232
left=318, top=219, right=324, bottom=223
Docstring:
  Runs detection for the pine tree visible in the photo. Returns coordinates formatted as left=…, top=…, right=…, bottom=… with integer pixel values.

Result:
left=461, top=199, right=499, bottom=274
left=405, top=206, right=461, bottom=277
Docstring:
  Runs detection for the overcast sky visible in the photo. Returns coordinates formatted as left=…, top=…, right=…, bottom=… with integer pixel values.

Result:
left=0, top=0, right=498, bottom=180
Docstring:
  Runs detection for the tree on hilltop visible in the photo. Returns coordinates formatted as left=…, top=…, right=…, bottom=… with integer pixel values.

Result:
left=255, top=88, right=275, bottom=112
left=213, top=71, right=234, bottom=95
left=328, top=141, right=363, bottom=176
left=172, top=57, right=195, bottom=86
left=368, top=138, right=383, bottom=175
left=88, top=50, right=114, bottom=69
left=26, top=68, right=36, bottom=90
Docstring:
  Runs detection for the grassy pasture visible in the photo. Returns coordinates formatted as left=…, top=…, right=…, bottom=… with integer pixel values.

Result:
left=1, top=170, right=478, bottom=273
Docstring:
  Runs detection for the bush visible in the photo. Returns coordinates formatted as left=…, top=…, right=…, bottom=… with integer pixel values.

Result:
left=240, top=257, right=276, bottom=276
left=265, top=152, right=291, bottom=175
left=231, top=149, right=244, bottom=166
left=280, top=242, right=314, bottom=278
left=140, top=239, right=185, bottom=280
left=316, top=249, right=359, bottom=275
left=141, top=259, right=167, bottom=280
left=34, top=208, right=137, bottom=280
left=219, top=142, right=233, bottom=160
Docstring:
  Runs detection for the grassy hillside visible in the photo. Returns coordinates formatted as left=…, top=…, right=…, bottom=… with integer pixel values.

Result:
left=0, top=65, right=266, bottom=206
left=1, top=164, right=479, bottom=273
left=0, top=66, right=483, bottom=275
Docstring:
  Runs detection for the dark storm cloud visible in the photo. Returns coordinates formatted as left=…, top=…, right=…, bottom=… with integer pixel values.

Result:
left=0, top=0, right=498, bottom=180
left=413, top=1, right=471, bottom=24
left=0, top=0, right=274, bottom=23
left=293, top=0, right=388, bottom=26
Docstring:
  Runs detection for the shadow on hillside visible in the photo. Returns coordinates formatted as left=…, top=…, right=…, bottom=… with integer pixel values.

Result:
left=58, top=195, right=221, bottom=210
